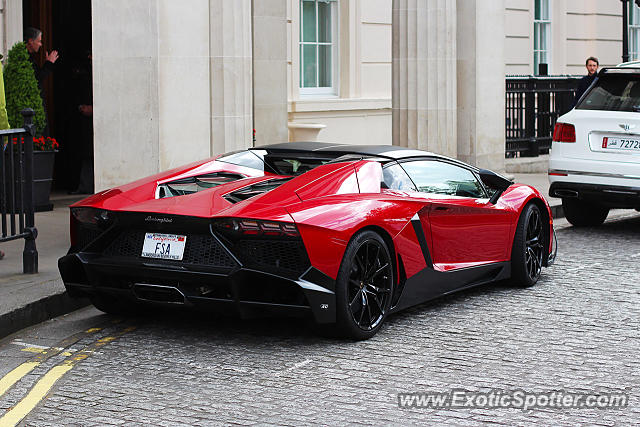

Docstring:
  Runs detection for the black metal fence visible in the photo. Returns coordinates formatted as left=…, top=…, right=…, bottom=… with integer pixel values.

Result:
left=505, top=76, right=581, bottom=157
left=0, top=109, right=38, bottom=273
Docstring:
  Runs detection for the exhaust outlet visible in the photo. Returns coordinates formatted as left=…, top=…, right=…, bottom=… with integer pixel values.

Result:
left=554, top=189, right=578, bottom=198
left=132, top=283, right=186, bottom=304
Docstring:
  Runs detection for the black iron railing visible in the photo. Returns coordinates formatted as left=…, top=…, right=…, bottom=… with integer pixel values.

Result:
left=0, top=109, right=38, bottom=273
left=506, top=76, right=581, bottom=157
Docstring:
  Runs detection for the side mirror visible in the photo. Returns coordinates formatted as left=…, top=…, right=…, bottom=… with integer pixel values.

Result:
left=477, top=169, right=513, bottom=204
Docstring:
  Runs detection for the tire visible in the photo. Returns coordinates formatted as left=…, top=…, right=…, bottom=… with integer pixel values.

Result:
left=90, top=293, right=138, bottom=315
left=562, top=198, right=609, bottom=227
left=333, top=230, right=394, bottom=340
left=511, top=203, right=545, bottom=288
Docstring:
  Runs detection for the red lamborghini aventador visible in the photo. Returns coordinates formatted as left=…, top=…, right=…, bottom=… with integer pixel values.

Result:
left=58, top=143, right=556, bottom=339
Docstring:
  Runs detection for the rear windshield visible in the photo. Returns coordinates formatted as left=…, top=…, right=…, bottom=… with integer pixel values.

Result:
left=264, top=154, right=334, bottom=176
left=577, top=74, right=640, bottom=112
left=217, top=149, right=336, bottom=176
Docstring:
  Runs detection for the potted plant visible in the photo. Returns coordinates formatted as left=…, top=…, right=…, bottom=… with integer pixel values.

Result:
left=3, top=42, right=55, bottom=211
left=3, top=42, right=46, bottom=134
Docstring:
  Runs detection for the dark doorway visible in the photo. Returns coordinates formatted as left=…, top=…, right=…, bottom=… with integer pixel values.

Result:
left=23, top=0, right=92, bottom=191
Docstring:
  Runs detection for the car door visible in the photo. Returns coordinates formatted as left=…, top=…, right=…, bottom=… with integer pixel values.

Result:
left=399, top=159, right=512, bottom=270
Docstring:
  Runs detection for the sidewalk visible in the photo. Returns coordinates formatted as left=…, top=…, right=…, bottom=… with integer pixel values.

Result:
left=0, top=193, right=88, bottom=338
left=0, top=174, right=561, bottom=339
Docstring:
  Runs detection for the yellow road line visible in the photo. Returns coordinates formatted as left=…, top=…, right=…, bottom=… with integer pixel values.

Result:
left=0, top=322, right=110, bottom=406
left=0, top=363, right=39, bottom=399
left=0, top=364, right=72, bottom=427
left=20, top=348, right=45, bottom=354
left=0, top=325, right=136, bottom=427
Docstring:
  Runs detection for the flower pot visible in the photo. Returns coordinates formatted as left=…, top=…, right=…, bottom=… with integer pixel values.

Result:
left=33, top=150, right=56, bottom=212
left=2, top=148, right=56, bottom=212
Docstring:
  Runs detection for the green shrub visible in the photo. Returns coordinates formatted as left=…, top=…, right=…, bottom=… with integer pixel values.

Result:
left=3, top=42, right=45, bottom=135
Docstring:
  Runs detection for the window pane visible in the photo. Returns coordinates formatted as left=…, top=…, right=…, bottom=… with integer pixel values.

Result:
left=318, top=1, right=331, bottom=43
left=541, top=23, right=548, bottom=50
left=302, top=0, right=316, bottom=42
left=534, top=0, right=541, bottom=20
left=382, top=164, right=417, bottom=191
left=401, top=161, right=485, bottom=198
left=318, top=45, right=331, bottom=87
left=534, top=23, right=540, bottom=50
left=302, top=44, right=317, bottom=87
left=541, top=0, right=549, bottom=20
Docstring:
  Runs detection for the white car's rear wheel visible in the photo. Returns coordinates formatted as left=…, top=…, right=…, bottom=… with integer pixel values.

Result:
left=562, top=198, right=609, bottom=227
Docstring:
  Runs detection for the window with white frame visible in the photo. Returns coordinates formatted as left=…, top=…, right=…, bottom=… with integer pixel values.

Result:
left=533, top=0, right=551, bottom=75
left=630, top=2, right=640, bottom=60
left=299, top=0, right=338, bottom=95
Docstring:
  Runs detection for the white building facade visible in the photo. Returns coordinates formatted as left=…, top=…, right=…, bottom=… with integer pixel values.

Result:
left=0, top=0, right=635, bottom=190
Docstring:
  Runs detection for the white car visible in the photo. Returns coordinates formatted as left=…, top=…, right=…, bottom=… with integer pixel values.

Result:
left=549, top=67, right=640, bottom=226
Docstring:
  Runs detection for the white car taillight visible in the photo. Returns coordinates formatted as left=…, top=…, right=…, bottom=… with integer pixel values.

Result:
left=552, top=122, right=576, bottom=143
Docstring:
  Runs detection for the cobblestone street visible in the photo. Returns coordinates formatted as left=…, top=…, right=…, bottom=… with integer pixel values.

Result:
left=1, top=213, right=639, bottom=426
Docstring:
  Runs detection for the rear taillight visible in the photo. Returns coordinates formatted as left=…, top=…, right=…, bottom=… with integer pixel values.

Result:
left=552, top=122, right=576, bottom=143
left=69, top=207, right=113, bottom=248
left=214, top=218, right=300, bottom=238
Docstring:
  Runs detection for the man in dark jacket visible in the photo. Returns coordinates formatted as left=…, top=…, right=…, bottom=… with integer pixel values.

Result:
left=572, top=56, right=599, bottom=108
left=24, top=27, right=59, bottom=136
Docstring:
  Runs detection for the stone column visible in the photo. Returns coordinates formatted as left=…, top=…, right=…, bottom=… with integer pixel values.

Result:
left=92, top=0, right=254, bottom=190
left=92, top=0, right=161, bottom=191
left=210, top=0, right=253, bottom=155
left=392, top=0, right=457, bottom=157
left=158, top=0, right=212, bottom=171
left=2, top=0, right=23, bottom=54
left=456, top=0, right=505, bottom=171
left=252, top=0, right=288, bottom=146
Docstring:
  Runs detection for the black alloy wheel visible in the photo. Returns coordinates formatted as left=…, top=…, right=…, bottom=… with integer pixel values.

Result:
left=511, top=203, right=545, bottom=287
left=524, top=206, right=544, bottom=282
left=335, top=230, right=394, bottom=340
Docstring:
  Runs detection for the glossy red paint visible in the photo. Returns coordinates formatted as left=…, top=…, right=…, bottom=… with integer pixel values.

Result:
left=294, top=162, right=359, bottom=201
left=73, top=156, right=274, bottom=211
left=427, top=196, right=514, bottom=270
left=70, top=154, right=554, bottom=283
left=392, top=219, right=429, bottom=278
left=287, top=194, right=421, bottom=279
left=500, top=184, right=554, bottom=255
left=79, top=176, right=278, bottom=217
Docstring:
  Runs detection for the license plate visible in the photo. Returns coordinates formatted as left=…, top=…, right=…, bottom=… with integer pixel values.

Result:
left=141, top=233, right=187, bottom=260
left=602, top=137, right=640, bottom=152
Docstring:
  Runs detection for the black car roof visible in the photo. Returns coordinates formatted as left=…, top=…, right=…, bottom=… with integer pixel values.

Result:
left=251, top=142, right=439, bottom=160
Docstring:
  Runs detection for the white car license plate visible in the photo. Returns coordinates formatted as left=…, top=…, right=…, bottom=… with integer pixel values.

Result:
left=141, top=233, right=187, bottom=260
left=602, top=137, right=640, bottom=152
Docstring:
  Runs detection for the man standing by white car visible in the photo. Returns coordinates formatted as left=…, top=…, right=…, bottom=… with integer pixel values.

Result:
left=572, top=57, right=599, bottom=108
left=549, top=66, right=640, bottom=226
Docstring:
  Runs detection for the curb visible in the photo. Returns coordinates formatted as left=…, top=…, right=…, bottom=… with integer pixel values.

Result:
left=0, top=293, right=89, bottom=339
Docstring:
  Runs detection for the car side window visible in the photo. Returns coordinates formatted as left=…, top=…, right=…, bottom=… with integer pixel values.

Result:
left=400, top=160, right=486, bottom=198
left=382, top=163, right=417, bottom=191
